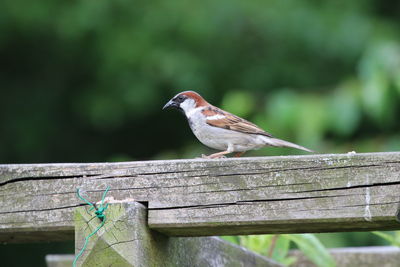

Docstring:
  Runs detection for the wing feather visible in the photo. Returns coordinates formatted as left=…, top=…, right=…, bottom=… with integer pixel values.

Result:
left=203, top=106, right=273, bottom=137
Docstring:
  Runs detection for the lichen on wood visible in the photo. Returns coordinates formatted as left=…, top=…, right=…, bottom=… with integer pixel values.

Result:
left=1, top=152, right=400, bottom=242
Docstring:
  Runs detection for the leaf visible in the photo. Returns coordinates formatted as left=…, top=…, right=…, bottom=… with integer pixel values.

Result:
left=284, top=234, right=336, bottom=267
left=220, top=236, right=240, bottom=245
left=239, top=235, right=274, bottom=255
left=372, top=231, right=400, bottom=247
left=271, top=235, right=291, bottom=263
left=395, top=231, right=400, bottom=246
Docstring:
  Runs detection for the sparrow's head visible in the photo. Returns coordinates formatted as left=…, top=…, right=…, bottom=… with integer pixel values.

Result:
left=163, top=91, right=208, bottom=114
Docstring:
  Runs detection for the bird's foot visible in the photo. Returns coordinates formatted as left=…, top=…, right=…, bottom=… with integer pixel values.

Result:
left=201, top=154, right=226, bottom=159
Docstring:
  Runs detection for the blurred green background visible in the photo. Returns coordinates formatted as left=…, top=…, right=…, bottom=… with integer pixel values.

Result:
left=1, top=0, right=399, bottom=266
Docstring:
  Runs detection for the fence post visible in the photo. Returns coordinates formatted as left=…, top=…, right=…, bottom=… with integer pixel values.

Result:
left=74, top=202, right=165, bottom=266
left=74, top=201, right=280, bottom=267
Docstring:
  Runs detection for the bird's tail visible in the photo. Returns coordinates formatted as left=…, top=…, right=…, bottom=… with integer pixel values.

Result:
left=263, top=137, right=314, bottom=153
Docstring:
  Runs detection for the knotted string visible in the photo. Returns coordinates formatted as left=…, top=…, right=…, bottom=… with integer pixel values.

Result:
left=72, top=186, right=110, bottom=267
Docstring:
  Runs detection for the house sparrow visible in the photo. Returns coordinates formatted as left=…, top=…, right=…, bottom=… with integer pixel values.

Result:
left=163, top=91, right=313, bottom=158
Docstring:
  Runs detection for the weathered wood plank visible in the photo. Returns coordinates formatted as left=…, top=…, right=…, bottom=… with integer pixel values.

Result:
left=47, top=246, right=400, bottom=267
left=1, top=152, right=400, bottom=242
left=74, top=202, right=281, bottom=267
left=290, top=246, right=400, bottom=267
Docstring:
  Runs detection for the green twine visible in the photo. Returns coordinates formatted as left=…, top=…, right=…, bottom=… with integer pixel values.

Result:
left=73, top=186, right=110, bottom=267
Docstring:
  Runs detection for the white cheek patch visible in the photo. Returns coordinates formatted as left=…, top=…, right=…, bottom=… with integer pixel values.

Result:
left=180, top=99, right=200, bottom=118
left=180, top=99, right=194, bottom=111
left=206, top=114, right=225, bottom=120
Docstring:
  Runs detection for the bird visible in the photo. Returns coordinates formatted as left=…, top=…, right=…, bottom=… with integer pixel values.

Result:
left=163, top=91, right=313, bottom=158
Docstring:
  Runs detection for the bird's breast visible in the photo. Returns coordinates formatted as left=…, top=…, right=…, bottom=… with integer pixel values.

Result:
left=187, top=116, right=228, bottom=150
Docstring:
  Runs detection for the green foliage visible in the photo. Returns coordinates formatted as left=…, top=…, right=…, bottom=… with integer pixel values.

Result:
left=238, top=235, right=274, bottom=255
left=372, top=231, right=400, bottom=247
left=270, top=236, right=292, bottom=264
left=284, top=234, right=336, bottom=267
left=1, top=0, right=400, bottom=264
left=1, top=0, right=400, bottom=162
left=223, top=234, right=335, bottom=266
left=221, top=91, right=254, bottom=117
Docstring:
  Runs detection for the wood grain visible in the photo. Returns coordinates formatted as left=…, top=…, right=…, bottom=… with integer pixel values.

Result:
left=74, top=202, right=280, bottom=267
left=1, top=152, right=400, bottom=242
left=46, top=246, right=400, bottom=267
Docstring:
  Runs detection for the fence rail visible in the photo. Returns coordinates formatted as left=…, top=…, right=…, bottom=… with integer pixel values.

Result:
left=1, top=152, right=400, bottom=243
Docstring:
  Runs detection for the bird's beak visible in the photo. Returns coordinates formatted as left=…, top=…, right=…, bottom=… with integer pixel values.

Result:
left=162, top=99, right=177, bottom=110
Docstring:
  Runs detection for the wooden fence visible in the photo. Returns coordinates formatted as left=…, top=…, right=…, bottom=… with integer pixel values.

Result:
left=1, top=152, right=400, bottom=266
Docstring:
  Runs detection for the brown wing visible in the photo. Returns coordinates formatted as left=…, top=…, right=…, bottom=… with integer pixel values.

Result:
left=203, top=106, right=273, bottom=137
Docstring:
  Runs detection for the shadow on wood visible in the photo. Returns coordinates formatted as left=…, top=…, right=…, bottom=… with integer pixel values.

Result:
left=75, top=202, right=281, bottom=267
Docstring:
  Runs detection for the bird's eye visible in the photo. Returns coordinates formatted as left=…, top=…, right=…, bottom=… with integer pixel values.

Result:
left=176, top=95, right=184, bottom=102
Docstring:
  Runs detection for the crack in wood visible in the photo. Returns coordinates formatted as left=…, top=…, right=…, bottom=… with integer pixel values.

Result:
left=0, top=174, right=99, bottom=187
left=1, top=153, right=400, bottom=241
left=96, top=239, right=137, bottom=254
left=0, top=203, right=86, bottom=215
left=149, top=194, right=343, bottom=211
left=212, top=164, right=386, bottom=178
left=340, top=201, right=400, bottom=209
left=194, top=182, right=314, bottom=194
left=291, top=180, right=400, bottom=193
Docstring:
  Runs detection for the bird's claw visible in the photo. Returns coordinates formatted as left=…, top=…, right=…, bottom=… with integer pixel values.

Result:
left=201, top=154, right=226, bottom=159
